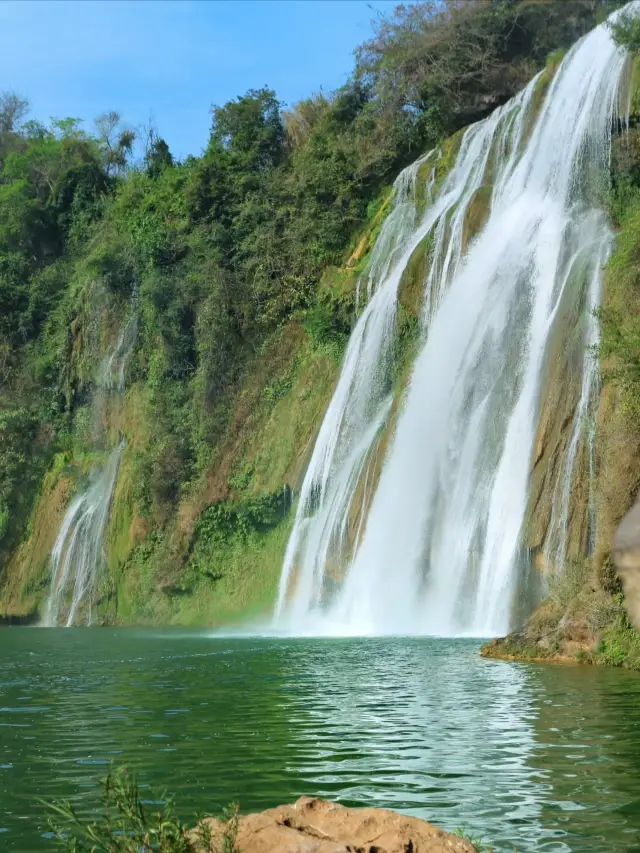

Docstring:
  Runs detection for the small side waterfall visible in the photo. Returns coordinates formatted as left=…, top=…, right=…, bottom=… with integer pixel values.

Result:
left=276, top=5, right=637, bottom=636
left=44, top=443, right=123, bottom=627
left=44, top=310, right=136, bottom=627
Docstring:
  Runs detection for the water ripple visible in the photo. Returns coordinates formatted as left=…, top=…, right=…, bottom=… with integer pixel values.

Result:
left=0, top=631, right=639, bottom=852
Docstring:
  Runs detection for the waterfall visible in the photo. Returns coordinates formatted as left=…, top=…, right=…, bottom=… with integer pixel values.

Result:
left=276, top=5, right=635, bottom=636
left=44, top=310, right=136, bottom=627
left=44, top=443, right=123, bottom=627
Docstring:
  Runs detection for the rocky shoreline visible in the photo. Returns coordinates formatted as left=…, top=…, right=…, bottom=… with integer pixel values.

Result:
left=480, top=634, right=588, bottom=665
left=480, top=498, right=640, bottom=671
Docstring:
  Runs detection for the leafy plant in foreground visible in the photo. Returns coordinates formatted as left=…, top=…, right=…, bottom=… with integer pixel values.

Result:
left=45, top=766, right=239, bottom=853
left=455, top=826, right=496, bottom=852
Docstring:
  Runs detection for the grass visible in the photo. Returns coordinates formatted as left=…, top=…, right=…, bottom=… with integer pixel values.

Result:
left=46, top=767, right=239, bottom=853
left=454, top=826, right=511, bottom=853
left=596, top=610, right=640, bottom=669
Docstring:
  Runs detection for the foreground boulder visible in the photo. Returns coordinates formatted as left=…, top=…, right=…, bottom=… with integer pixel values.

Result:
left=201, top=796, right=477, bottom=852
left=612, top=496, right=640, bottom=631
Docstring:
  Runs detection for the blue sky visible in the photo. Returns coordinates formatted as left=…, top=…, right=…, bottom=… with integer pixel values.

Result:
left=0, top=0, right=396, bottom=159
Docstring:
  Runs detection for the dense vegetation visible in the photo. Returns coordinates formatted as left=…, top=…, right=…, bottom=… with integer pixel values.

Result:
left=0, top=0, right=627, bottom=622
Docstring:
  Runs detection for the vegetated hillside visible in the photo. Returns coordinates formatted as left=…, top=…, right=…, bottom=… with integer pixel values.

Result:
left=0, top=0, right=626, bottom=625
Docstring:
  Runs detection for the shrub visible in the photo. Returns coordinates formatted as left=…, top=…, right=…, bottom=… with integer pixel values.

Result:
left=46, top=766, right=239, bottom=853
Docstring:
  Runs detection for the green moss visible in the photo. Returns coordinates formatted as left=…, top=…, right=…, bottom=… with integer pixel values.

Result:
left=359, top=185, right=395, bottom=255
left=105, top=450, right=136, bottom=572
left=629, top=56, right=640, bottom=118
left=462, top=186, right=493, bottom=253
left=521, top=49, right=566, bottom=144
left=107, top=513, right=292, bottom=628
left=414, top=149, right=440, bottom=214
left=239, top=340, right=339, bottom=497
left=342, top=186, right=395, bottom=276
left=481, top=635, right=558, bottom=662
left=432, top=130, right=465, bottom=197
left=398, top=232, right=432, bottom=319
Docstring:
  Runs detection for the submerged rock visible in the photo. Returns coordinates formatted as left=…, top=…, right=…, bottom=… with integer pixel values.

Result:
left=201, top=796, right=477, bottom=852
left=612, top=496, right=640, bottom=631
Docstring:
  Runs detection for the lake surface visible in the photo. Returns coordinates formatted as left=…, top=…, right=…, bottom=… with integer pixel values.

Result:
left=1, top=631, right=639, bottom=852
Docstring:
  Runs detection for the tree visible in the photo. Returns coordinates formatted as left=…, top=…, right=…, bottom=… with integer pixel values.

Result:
left=0, top=92, right=29, bottom=134
left=609, top=11, right=640, bottom=53
left=210, top=87, right=285, bottom=175
left=145, top=138, right=174, bottom=178
left=95, top=110, right=136, bottom=175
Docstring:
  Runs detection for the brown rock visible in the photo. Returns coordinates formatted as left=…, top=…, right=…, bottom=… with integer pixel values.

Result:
left=200, top=797, right=477, bottom=853
left=612, top=495, right=640, bottom=631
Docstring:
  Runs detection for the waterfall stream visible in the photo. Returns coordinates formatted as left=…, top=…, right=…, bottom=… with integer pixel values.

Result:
left=44, top=311, right=137, bottom=627
left=276, top=5, right=636, bottom=636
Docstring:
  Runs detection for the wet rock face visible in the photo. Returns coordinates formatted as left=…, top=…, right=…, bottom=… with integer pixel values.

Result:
left=201, top=797, right=477, bottom=853
left=612, top=496, right=640, bottom=631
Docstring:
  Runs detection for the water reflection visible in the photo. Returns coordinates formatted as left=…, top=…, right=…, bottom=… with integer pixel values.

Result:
left=527, top=665, right=640, bottom=852
left=0, top=631, right=639, bottom=852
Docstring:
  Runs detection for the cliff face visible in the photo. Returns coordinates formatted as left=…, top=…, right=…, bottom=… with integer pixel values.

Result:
left=485, top=124, right=640, bottom=671
left=0, top=192, right=396, bottom=625
left=0, top=300, right=341, bottom=625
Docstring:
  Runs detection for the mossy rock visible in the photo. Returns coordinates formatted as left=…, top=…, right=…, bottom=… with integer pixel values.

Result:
left=461, top=185, right=493, bottom=253
left=629, top=55, right=640, bottom=119
left=398, top=232, right=433, bottom=319
left=432, top=129, right=466, bottom=197
left=521, top=49, right=566, bottom=144
left=344, top=187, right=394, bottom=272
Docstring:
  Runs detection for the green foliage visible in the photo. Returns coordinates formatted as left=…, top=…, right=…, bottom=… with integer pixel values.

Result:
left=609, top=10, right=640, bottom=52
left=596, top=606, right=640, bottom=669
left=483, top=557, right=640, bottom=671
left=195, top=490, right=292, bottom=545
left=303, top=302, right=349, bottom=353
left=46, top=766, right=239, bottom=853
left=145, top=138, right=174, bottom=179
left=598, top=553, right=622, bottom=595
left=455, top=826, right=495, bottom=853
left=263, top=365, right=296, bottom=404
left=0, top=404, right=54, bottom=570
left=600, top=134, right=640, bottom=415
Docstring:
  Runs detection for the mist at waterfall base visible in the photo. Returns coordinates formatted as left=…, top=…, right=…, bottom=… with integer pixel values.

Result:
left=274, top=7, right=635, bottom=639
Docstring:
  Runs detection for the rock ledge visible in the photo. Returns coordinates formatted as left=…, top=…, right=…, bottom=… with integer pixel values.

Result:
left=202, top=796, right=477, bottom=852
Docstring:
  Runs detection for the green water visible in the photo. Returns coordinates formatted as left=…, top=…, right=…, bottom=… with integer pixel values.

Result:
left=1, top=631, right=640, bottom=852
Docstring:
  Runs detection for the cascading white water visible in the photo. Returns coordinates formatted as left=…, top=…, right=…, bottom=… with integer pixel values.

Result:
left=276, top=5, right=636, bottom=636
left=542, top=227, right=611, bottom=570
left=100, top=312, right=138, bottom=392
left=44, top=443, right=123, bottom=627
left=44, top=310, right=136, bottom=627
